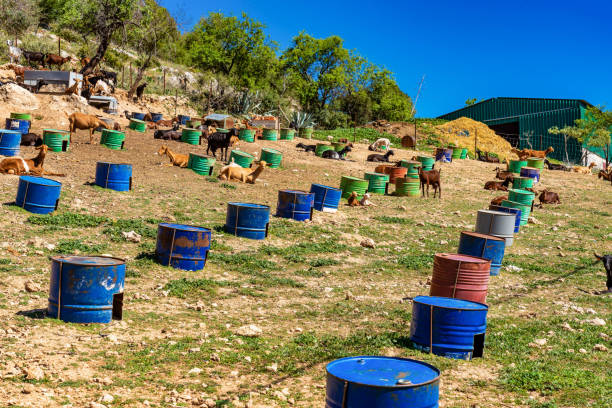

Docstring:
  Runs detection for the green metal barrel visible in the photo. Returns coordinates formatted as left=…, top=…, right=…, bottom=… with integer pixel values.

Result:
left=229, top=150, right=254, bottom=168
left=10, top=112, right=31, bottom=120
left=129, top=119, right=147, bottom=132
left=239, top=129, right=255, bottom=143
left=364, top=172, right=389, bottom=195
left=508, top=188, right=535, bottom=206
left=451, top=148, right=462, bottom=160
left=460, top=148, right=468, bottom=159
left=417, top=155, right=435, bottom=171
left=400, top=160, right=422, bottom=176
left=187, top=120, right=201, bottom=128
left=100, top=129, right=125, bottom=150
left=260, top=148, right=282, bottom=168
left=299, top=127, right=314, bottom=139
left=508, top=160, right=527, bottom=174
left=340, top=176, right=368, bottom=200
left=42, top=129, right=70, bottom=152
left=316, top=143, right=334, bottom=157
left=512, top=176, right=533, bottom=190
left=181, top=128, right=201, bottom=145
left=502, top=200, right=530, bottom=226
left=188, top=153, right=215, bottom=176
left=216, top=128, right=229, bottom=133
left=527, top=157, right=544, bottom=170
left=331, top=142, right=347, bottom=152
left=280, top=128, right=295, bottom=140
left=395, top=177, right=420, bottom=197
left=262, top=129, right=278, bottom=141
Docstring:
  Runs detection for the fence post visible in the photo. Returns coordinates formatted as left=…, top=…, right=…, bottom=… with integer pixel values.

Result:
left=474, top=129, right=477, bottom=157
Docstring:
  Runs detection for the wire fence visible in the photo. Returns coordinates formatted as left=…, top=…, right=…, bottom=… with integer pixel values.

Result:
left=496, top=131, right=583, bottom=164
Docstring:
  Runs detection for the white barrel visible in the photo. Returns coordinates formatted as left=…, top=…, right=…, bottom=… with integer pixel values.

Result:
left=475, top=210, right=516, bottom=247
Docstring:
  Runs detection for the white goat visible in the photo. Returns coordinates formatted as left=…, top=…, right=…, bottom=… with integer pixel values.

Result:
left=6, top=40, right=22, bottom=64
left=369, top=138, right=391, bottom=152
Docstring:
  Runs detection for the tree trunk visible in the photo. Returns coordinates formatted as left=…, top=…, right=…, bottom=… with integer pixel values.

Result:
left=80, top=27, right=113, bottom=76
left=127, top=54, right=153, bottom=98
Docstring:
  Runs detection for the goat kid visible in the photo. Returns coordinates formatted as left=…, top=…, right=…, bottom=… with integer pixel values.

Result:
left=419, top=166, right=442, bottom=198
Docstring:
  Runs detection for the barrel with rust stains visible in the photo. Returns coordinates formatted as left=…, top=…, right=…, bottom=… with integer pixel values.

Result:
left=48, top=256, right=125, bottom=324
left=395, top=177, right=420, bottom=197
left=430, top=253, right=491, bottom=303
left=155, top=223, right=212, bottom=271
left=383, top=166, right=407, bottom=184
left=364, top=172, right=389, bottom=195
left=310, top=184, right=342, bottom=213
left=325, top=356, right=440, bottom=408
left=475, top=210, right=516, bottom=247
left=410, top=296, right=488, bottom=360
left=276, top=190, right=314, bottom=221
left=225, top=202, right=270, bottom=240
left=458, top=232, right=506, bottom=276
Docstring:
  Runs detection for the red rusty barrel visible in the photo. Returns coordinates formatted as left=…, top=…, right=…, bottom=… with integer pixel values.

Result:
left=383, top=166, right=408, bottom=184
left=430, top=253, right=491, bottom=303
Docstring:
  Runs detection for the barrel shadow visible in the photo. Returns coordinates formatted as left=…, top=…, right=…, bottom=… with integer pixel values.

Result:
left=16, top=308, right=46, bottom=319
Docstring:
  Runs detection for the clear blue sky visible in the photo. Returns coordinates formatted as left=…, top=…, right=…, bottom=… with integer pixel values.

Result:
left=161, top=0, right=612, bottom=118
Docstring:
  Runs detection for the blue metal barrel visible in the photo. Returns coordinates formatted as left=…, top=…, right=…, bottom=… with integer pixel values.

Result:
left=276, top=190, right=314, bottom=221
left=310, top=183, right=342, bottom=213
left=155, top=223, right=211, bottom=271
left=47, top=256, right=125, bottom=324
left=225, top=202, right=270, bottom=240
left=95, top=162, right=132, bottom=192
left=0, top=129, right=22, bottom=157
left=326, top=356, right=440, bottom=408
left=5, top=118, right=31, bottom=135
left=178, top=115, right=190, bottom=125
left=131, top=112, right=146, bottom=120
left=151, top=113, right=163, bottom=123
left=520, top=166, right=541, bottom=183
left=489, top=204, right=521, bottom=233
left=15, top=176, right=61, bottom=214
left=458, top=231, right=506, bottom=276
left=410, top=296, right=488, bottom=360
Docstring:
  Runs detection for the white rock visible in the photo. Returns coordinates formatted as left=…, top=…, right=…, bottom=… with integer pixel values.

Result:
left=188, top=367, right=202, bottom=375
left=24, top=281, right=41, bottom=293
left=121, top=231, right=142, bottom=243
left=235, top=324, right=263, bottom=338
left=360, top=238, right=376, bottom=249
left=101, top=394, right=114, bottom=403
left=505, top=265, right=523, bottom=272
left=578, top=348, right=587, bottom=354
left=24, top=366, right=44, bottom=380
left=593, top=344, right=608, bottom=352
left=89, top=403, right=107, bottom=408
left=586, top=318, right=606, bottom=326
left=266, top=363, right=278, bottom=372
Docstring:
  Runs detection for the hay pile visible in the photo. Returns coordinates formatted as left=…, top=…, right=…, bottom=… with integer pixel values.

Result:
left=435, top=117, right=514, bottom=160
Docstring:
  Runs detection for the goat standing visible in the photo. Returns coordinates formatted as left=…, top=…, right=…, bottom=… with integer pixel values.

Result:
left=419, top=166, right=441, bottom=198
left=207, top=129, right=239, bottom=161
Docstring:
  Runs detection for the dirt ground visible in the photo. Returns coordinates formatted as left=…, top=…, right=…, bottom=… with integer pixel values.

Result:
left=0, top=92, right=611, bottom=408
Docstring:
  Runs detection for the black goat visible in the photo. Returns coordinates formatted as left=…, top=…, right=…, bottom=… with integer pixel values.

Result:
left=296, top=143, right=316, bottom=153
left=207, top=128, right=239, bottom=161
left=367, top=150, right=394, bottom=162
left=322, top=146, right=352, bottom=160
left=135, top=82, right=148, bottom=100
left=22, top=50, right=46, bottom=67
left=100, top=70, right=117, bottom=85
left=153, top=123, right=181, bottom=140
left=20, top=133, right=43, bottom=146
left=594, top=254, right=612, bottom=292
left=544, top=159, right=569, bottom=171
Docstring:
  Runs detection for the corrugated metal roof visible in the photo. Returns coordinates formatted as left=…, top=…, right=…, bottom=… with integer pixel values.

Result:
left=205, top=114, right=231, bottom=121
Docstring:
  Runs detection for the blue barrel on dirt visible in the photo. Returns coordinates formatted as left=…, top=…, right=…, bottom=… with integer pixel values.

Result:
left=410, top=296, right=488, bottom=360
left=151, top=113, right=163, bottom=123
left=326, top=356, right=440, bottom=408
left=95, top=162, right=132, bottom=192
left=310, top=183, right=342, bottom=213
left=47, top=256, right=125, bottom=324
left=520, top=166, right=541, bottom=183
left=131, top=112, right=146, bottom=120
left=489, top=204, right=521, bottom=233
left=458, top=231, right=506, bottom=276
left=178, top=115, right=190, bottom=125
left=225, top=202, right=270, bottom=240
left=15, top=176, right=61, bottom=214
left=5, top=118, right=31, bottom=135
left=155, top=223, right=212, bottom=271
left=0, top=129, right=22, bottom=157
left=276, top=190, right=314, bottom=221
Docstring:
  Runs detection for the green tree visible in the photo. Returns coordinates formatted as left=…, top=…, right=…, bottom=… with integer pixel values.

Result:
left=59, top=0, right=137, bottom=75
left=37, top=0, right=68, bottom=27
left=465, top=98, right=478, bottom=106
left=368, top=70, right=413, bottom=122
left=0, top=0, right=39, bottom=40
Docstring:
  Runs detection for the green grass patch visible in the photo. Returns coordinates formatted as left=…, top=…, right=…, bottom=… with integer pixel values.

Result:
left=164, top=278, right=238, bottom=298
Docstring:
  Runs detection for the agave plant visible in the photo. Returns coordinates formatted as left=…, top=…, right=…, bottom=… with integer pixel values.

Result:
left=291, top=111, right=316, bottom=129
left=235, top=90, right=262, bottom=116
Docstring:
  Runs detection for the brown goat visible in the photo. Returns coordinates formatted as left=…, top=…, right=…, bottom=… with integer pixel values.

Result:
left=347, top=191, right=360, bottom=206
left=490, top=195, right=508, bottom=206
left=512, top=146, right=554, bottom=160
left=67, top=112, right=110, bottom=143
left=495, top=167, right=514, bottom=181
left=538, top=189, right=560, bottom=205
left=46, top=54, right=72, bottom=68
left=0, top=145, right=49, bottom=175
left=598, top=169, right=612, bottom=181
left=419, top=166, right=441, bottom=198
left=484, top=177, right=512, bottom=191
left=64, top=78, right=81, bottom=95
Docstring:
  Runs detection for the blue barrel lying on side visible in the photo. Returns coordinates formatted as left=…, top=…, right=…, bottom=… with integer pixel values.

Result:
left=225, top=202, right=270, bottom=240
left=0, top=129, right=22, bottom=157
left=489, top=204, right=521, bottom=233
left=410, top=296, right=488, bottom=360
left=95, top=162, right=132, bottom=192
left=310, top=183, right=342, bottom=213
left=458, top=231, right=506, bottom=276
left=131, top=112, right=146, bottom=120
left=155, top=223, right=212, bottom=271
left=326, top=356, right=440, bottom=408
left=15, top=175, right=61, bottom=214
left=178, top=115, right=190, bottom=125
left=151, top=113, right=163, bottom=123
left=48, top=256, right=125, bottom=323
left=5, top=118, right=31, bottom=135
left=276, top=190, right=314, bottom=221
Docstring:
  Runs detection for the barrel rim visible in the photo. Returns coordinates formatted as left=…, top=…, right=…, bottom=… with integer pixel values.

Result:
left=96, top=161, right=132, bottom=167
left=310, top=183, right=341, bottom=192
left=188, top=152, right=216, bottom=160
left=101, top=129, right=125, bottom=136
left=227, top=202, right=270, bottom=210
left=0, top=129, right=21, bottom=134
left=50, top=255, right=126, bottom=266
left=325, top=355, right=441, bottom=389
left=435, top=252, right=491, bottom=264
left=182, top=127, right=199, bottom=132
left=340, top=176, right=367, bottom=182
left=129, top=119, right=146, bottom=124
left=478, top=209, right=518, bottom=217
left=42, top=129, right=70, bottom=134
left=413, top=295, right=489, bottom=310
left=364, top=172, right=388, bottom=177
left=158, top=222, right=212, bottom=233
left=19, top=175, right=62, bottom=186
left=230, top=150, right=254, bottom=158
left=459, top=231, right=505, bottom=242
left=279, top=189, right=313, bottom=195
left=261, top=147, right=281, bottom=154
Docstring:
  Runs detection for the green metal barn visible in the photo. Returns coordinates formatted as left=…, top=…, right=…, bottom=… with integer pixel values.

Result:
left=437, top=97, right=610, bottom=163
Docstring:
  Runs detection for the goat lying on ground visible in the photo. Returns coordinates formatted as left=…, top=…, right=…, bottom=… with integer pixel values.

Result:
left=368, top=138, right=391, bottom=152
left=594, top=253, right=612, bottom=292
left=495, top=167, right=514, bottom=181
left=158, top=145, right=188, bottom=168
left=360, top=193, right=376, bottom=206
left=490, top=195, right=507, bottom=206
left=419, top=166, right=441, bottom=198
left=512, top=146, right=554, bottom=160
left=544, top=159, right=569, bottom=171
left=598, top=169, right=612, bottom=181
left=572, top=162, right=595, bottom=174
left=67, top=112, right=110, bottom=143
left=367, top=150, right=394, bottom=162
left=322, top=146, right=352, bottom=160
left=538, top=189, right=560, bottom=205
left=207, top=129, right=239, bottom=161
left=0, top=145, right=63, bottom=176
left=153, top=123, right=181, bottom=140
left=20, top=133, right=43, bottom=146
left=296, top=143, right=316, bottom=153
left=484, top=177, right=512, bottom=191
left=218, top=161, right=267, bottom=184
left=347, top=191, right=360, bottom=207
